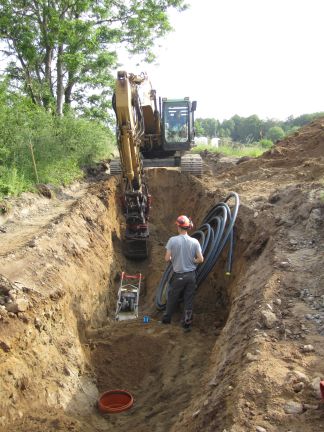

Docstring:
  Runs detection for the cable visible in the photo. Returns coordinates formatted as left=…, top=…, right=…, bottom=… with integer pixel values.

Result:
left=155, top=192, right=240, bottom=310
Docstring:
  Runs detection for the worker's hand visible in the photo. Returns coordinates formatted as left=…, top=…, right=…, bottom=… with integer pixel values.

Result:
left=194, top=255, right=203, bottom=264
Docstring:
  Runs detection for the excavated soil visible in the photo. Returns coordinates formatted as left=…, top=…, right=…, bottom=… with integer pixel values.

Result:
left=0, top=118, right=324, bottom=431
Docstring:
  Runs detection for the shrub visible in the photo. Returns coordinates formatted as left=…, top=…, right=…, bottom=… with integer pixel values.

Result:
left=266, top=126, right=285, bottom=142
left=0, top=82, right=115, bottom=198
left=259, top=139, right=273, bottom=149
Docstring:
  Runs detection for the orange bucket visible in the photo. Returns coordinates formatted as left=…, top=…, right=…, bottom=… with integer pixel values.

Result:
left=98, top=390, right=134, bottom=414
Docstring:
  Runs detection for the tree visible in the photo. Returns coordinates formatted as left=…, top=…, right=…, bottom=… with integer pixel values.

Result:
left=0, top=0, right=186, bottom=119
left=194, top=119, right=204, bottom=137
left=267, top=126, right=285, bottom=142
left=288, top=113, right=324, bottom=128
left=231, top=114, right=262, bottom=143
left=194, top=118, right=219, bottom=139
left=218, top=119, right=234, bottom=138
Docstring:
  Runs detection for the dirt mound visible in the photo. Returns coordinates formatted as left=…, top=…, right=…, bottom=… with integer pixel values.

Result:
left=275, top=117, right=324, bottom=159
left=0, top=120, right=324, bottom=431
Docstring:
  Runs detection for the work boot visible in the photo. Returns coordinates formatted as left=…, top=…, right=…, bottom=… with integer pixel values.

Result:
left=182, top=309, right=193, bottom=329
left=161, top=315, right=171, bottom=324
left=182, top=322, right=192, bottom=332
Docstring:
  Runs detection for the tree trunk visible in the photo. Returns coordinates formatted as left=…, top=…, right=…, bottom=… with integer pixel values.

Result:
left=56, top=45, right=64, bottom=116
left=43, top=47, right=53, bottom=110
left=16, top=50, right=40, bottom=106
left=64, top=73, right=75, bottom=106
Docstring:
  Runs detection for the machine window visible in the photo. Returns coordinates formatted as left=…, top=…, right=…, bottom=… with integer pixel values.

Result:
left=164, top=105, right=189, bottom=143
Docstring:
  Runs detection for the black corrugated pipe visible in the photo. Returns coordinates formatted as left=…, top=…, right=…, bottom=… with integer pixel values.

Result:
left=155, top=192, right=240, bottom=310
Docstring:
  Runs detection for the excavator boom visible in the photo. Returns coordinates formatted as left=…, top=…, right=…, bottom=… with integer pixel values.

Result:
left=113, top=72, right=151, bottom=259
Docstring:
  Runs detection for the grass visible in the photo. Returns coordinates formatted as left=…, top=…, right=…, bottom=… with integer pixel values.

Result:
left=191, top=144, right=266, bottom=158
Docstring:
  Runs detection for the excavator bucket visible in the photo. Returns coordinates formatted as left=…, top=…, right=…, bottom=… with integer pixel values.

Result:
left=123, top=238, right=148, bottom=260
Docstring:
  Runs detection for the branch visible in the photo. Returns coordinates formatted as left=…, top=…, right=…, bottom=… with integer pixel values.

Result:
left=11, top=40, right=42, bottom=105
left=0, top=49, right=14, bottom=56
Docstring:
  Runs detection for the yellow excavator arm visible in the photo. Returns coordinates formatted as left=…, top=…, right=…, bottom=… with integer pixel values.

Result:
left=113, top=71, right=152, bottom=258
left=114, top=71, right=146, bottom=188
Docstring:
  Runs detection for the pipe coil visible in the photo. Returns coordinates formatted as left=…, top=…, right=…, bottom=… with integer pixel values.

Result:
left=155, top=191, right=240, bottom=310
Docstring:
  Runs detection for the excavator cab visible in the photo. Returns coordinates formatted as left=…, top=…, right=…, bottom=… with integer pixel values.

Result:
left=161, top=98, right=196, bottom=152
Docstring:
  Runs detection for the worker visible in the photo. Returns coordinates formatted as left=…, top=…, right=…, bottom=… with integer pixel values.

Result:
left=166, top=111, right=188, bottom=142
left=168, top=110, right=187, bottom=130
left=162, top=215, right=204, bottom=331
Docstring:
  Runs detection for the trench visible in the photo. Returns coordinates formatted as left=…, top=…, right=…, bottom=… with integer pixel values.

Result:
left=81, top=169, right=248, bottom=432
left=85, top=171, right=238, bottom=432
left=1, top=168, right=260, bottom=432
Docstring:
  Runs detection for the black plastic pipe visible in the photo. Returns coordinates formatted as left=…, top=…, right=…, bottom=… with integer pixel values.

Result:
left=155, top=192, right=240, bottom=310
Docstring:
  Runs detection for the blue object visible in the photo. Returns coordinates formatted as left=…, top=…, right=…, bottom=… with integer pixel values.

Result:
left=143, top=316, right=150, bottom=323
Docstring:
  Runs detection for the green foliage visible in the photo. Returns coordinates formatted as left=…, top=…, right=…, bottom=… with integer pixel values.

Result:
left=286, top=125, right=300, bottom=136
left=232, top=115, right=262, bottom=143
left=192, top=111, right=324, bottom=163
left=259, top=139, right=273, bottom=149
left=192, top=145, right=264, bottom=158
left=219, top=119, right=234, bottom=138
left=0, top=0, right=186, bottom=120
left=193, top=119, right=204, bottom=136
left=195, top=118, right=219, bottom=138
left=285, top=113, right=324, bottom=128
left=266, top=126, right=285, bottom=142
left=0, top=82, right=115, bottom=198
left=196, top=112, right=324, bottom=146
left=0, top=166, right=30, bottom=196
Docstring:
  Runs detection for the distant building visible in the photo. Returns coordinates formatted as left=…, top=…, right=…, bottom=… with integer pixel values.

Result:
left=210, top=137, right=220, bottom=147
left=195, top=136, right=208, bottom=145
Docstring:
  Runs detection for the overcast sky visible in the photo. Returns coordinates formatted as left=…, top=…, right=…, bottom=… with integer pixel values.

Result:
left=120, top=0, right=324, bottom=121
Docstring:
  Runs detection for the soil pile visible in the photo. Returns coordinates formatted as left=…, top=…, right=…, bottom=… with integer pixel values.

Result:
left=0, top=118, right=323, bottom=431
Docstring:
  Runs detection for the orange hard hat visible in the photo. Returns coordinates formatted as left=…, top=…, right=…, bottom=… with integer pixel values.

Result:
left=175, top=215, right=193, bottom=229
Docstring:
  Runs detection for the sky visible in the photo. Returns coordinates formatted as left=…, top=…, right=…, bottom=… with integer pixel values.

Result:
left=120, top=0, right=324, bottom=121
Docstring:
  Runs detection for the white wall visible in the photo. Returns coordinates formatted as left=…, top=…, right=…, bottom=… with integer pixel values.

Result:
left=210, top=137, right=220, bottom=147
left=195, top=136, right=208, bottom=145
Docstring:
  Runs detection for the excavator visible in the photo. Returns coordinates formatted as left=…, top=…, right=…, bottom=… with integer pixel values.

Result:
left=112, top=70, right=202, bottom=260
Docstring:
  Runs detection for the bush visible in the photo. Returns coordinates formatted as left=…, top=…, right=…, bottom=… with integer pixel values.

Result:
left=0, top=82, right=115, bottom=198
left=259, top=139, right=273, bottom=149
left=266, top=126, right=285, bottom=142
left=0, top=166, right=31, bottom=197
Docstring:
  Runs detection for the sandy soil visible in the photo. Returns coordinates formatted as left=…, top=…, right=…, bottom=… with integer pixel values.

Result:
left=0, top=118, right=324, bottom=431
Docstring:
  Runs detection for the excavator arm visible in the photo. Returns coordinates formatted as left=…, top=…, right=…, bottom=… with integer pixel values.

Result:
left=112, top=70, right=201, bottom=258
left=114, top=71, right=145, bottom=189
left=113, top=71, right=151, bottom=259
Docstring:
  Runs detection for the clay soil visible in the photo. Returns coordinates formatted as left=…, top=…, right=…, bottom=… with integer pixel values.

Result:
left=0, top=119, right=324, bottom=432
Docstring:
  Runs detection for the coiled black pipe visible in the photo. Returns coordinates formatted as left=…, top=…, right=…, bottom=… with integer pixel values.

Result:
left=155, top=192, right=240, bottom=310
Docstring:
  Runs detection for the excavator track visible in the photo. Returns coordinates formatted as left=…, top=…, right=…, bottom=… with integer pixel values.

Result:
left=180, top=154, right=203, bottom=177
left=110, top=155, right=203, bottom=177
left=109, top=159, right=122, bottom=175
